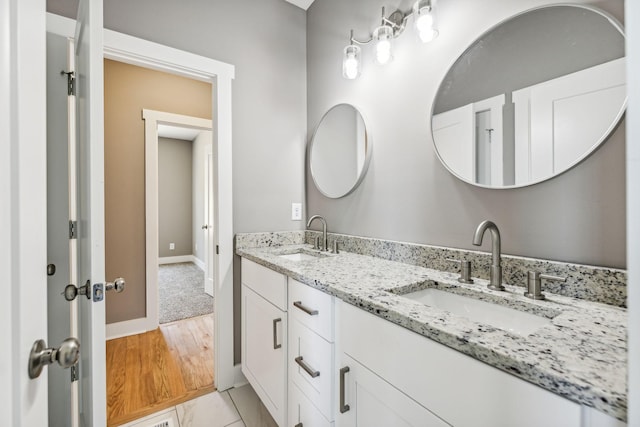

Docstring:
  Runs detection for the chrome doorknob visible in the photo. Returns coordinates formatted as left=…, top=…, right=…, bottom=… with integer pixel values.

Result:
left=28, top=337, right=80, bottom=379
left=106, top=277, right=125, bottom=293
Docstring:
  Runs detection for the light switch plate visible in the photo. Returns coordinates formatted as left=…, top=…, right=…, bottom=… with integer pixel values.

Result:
left=291, top=203, right=302, bottom=220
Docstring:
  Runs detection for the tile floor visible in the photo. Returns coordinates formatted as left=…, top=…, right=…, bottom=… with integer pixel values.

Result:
left=118, top=384, right=277, bottom=427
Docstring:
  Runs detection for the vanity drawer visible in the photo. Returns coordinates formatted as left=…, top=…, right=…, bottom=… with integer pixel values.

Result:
left=289, top=278, right=334, bottom=342
left=289, top=318, right=334, bottom=420
left=242, top=258, right=287, bottom=310
left=288, top=382, right=333, bottom=427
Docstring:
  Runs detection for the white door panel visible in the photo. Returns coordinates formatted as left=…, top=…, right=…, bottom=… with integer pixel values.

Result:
left=76, top=0, right=106, bottom=424
left=432, top=104, right=474, bottom=182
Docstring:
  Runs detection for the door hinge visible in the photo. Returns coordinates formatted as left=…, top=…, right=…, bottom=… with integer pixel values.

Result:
left=70, top=365, right=78, bottom=382
left=69, top=220, right=77, bottom=239
left=62, top=70, right=75, bottom=96
left=216, top=245, right=219, bottom=255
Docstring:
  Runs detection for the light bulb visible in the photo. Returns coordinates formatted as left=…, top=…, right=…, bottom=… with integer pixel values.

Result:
left=413, top=0, right=439, bottom=43
left=373, top=25, right=394, bottom=65
left=342, top=45, right=361, bottom=79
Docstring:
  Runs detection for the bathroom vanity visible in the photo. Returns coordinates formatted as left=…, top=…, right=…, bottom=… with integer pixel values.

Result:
left=237, top=231, right=627, bottom=427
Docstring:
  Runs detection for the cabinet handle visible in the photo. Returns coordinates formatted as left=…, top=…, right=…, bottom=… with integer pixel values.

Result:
left=294, top=356, right=320, bottom=378
left=340, top=366, right=350, bottom=413
left=294, top=424, right=303, bottom=427
left=272, top=318, right=282, bottom=349
left=293, top=301, right=319, bottom=316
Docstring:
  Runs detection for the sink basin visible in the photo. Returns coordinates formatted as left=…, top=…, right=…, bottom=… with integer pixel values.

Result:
left=402, top=288, right=552, bottom=336
left=276, top=248, right=327, bottom=262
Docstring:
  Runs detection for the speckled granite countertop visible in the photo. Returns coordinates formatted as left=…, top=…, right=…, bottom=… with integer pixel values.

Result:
left=236, top=244, right=627, bottom=421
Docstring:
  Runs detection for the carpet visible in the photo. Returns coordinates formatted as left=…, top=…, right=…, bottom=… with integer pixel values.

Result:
left=158, top=262, right=214, bottom=324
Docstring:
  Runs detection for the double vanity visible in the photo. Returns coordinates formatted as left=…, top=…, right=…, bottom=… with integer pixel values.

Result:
left=237, top=230, right=627, bottom=427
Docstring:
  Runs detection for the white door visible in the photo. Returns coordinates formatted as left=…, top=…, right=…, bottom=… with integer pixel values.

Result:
left=2, top=0, right=49, bottom=425
left=75, top=0, right=107, bottom=424
left=432, top=104, right=474, bottom=182
left=204, top=141, right=214, bottom=296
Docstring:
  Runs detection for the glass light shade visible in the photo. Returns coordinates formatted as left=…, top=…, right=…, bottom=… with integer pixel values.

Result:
left=373, top=25, right=394, bottom=64
left=413, top=0, right=439, bottom=43
left=342, top=45, right=361, bottom=79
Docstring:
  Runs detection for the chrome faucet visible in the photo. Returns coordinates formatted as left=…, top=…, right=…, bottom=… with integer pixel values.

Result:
left=472, top=220, right=505, bottom=291
left=306, top=215, right=328, bottom=252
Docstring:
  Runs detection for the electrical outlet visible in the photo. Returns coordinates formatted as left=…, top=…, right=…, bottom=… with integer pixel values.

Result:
left=169, top=243, right=175, bottom=251
left=291, top=203, right=302, bottom=221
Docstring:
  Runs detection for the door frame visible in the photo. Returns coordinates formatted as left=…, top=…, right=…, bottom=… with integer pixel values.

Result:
left=104, top=28, right=237, bottom=392
left=46, top=12, right=238, bottom=392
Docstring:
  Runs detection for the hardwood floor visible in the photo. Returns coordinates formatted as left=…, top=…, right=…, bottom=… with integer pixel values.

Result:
left=106, top=314, right=215, bottom=427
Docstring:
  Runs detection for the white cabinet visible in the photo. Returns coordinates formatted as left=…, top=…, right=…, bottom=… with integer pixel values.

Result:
left=241, top=259, right=288, bottom=427
left=336, top=300, right=583, bottom=427
left=288, top=279, right=335, bottom=426
left=337, top=353, right=449, bottom=427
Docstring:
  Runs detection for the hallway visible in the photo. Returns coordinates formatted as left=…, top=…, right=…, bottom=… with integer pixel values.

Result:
left=106, top=314, right=215, bottom=426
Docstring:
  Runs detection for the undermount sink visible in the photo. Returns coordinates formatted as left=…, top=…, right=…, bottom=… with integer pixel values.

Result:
left=401, top=288, right=552, bottom=336
left=276, top=248, right=328, bottom=262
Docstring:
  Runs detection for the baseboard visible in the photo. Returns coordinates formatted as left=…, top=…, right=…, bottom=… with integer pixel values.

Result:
left=158, top=255, right=194, bottom=265
left=192, top=256, right=205, bottom=271
left=106, top=316, right=156, bottom=340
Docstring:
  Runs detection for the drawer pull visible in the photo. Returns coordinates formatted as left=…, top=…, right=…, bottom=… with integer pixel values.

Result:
left=293, top=301, right=318, bottom=316
left=340, top=366, right=350, bottom=413
left=272, top=318, right=282, bottom=349
left=294, top=424, right=303, bottom=427
left=295, top=356, right=320, bottom=378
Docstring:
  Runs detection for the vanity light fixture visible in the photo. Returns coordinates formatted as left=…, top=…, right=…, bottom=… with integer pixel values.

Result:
left=341, top=0, right=439, bottom=79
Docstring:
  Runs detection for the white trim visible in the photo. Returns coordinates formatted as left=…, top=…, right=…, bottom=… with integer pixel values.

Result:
left=143, top=109, right=213, bottom=335
left=102, top=33, right=236, bottom=391
left=158, top=255, right=198, bottom=265
left=193, top=256, right=206, bottom=271
left=46, top=12, right=75, bottom=37
left=106, top=317, right=153, bottom=341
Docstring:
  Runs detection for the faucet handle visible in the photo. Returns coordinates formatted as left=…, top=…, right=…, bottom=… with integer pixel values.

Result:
left=446, top=259, right=474, bottom=284
left=313, top=236, right=320, bottom=250
left=524, top=271, right=566, bottom=300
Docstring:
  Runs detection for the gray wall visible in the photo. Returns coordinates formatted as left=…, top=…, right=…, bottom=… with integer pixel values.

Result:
left=307, top=0, right=626, bottom=268
left=158, top=137, right=193, bottom=258
left=192, top=131, right=211, bottom=264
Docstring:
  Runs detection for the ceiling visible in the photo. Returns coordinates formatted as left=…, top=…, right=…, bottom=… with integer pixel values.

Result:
left=284, top=0, right=315, bottom=10
left=157, top=124, right=202, bottom=141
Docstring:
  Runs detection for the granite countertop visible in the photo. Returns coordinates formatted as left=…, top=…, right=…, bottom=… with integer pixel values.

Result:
left=236, top=244, right=627, bottom=421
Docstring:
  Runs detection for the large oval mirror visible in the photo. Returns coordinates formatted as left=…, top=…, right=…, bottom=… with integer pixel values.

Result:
left=309, top=104, right=371, bottom=198
left=431, top=5, right=626, bottom=188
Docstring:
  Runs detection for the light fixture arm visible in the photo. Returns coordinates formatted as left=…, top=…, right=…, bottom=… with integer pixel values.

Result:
left=349, top=29, right=373, bottom=46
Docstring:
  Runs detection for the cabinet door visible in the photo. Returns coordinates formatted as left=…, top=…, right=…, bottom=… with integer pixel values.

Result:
left=336, top=354, right=450, bottom=427
left=242, top=284, right=287, bottom=426
left=289, top=382, right=333, bottom=427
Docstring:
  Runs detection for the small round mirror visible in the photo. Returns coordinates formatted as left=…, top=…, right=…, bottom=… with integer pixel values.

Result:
left=309, top=104, right=371, bottom=198
left=431, top=4, right=626, bottom=188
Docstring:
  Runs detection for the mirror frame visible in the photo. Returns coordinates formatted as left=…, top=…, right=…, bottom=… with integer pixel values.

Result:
left=430, top=4, right=627, bottom=189
left=308, top=103, right=372, bottom=198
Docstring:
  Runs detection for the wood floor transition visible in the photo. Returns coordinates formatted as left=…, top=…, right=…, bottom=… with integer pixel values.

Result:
left=106, top=313, right=215, bottom=427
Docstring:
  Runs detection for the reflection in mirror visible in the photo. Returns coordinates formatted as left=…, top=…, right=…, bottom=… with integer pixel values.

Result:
left=432, top=5, right=626, bottom=188
left=310, top=104, right=371, bottom=198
